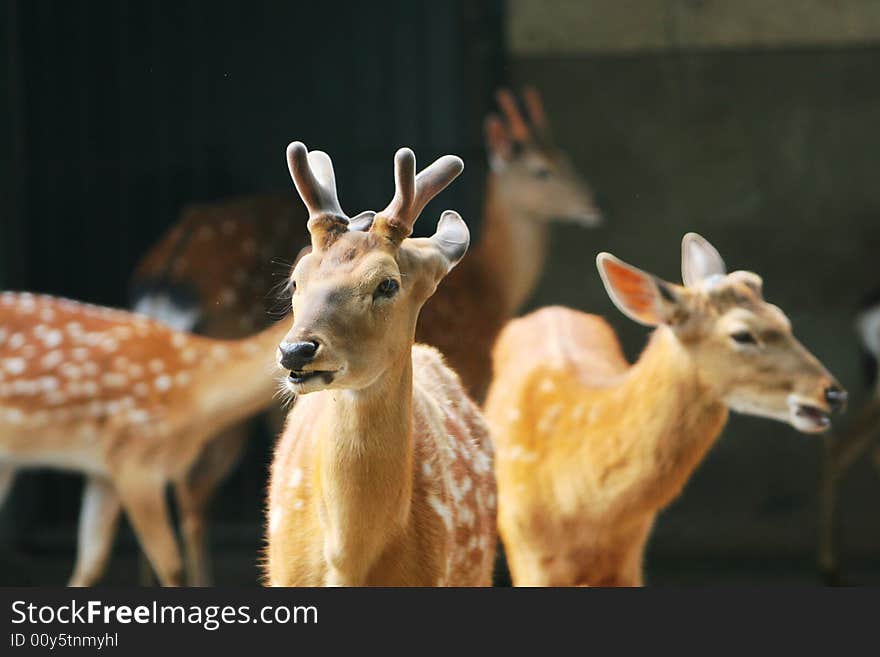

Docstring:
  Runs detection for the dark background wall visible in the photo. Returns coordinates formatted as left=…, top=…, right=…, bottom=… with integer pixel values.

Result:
left=2, top=0, right=879, bottom=584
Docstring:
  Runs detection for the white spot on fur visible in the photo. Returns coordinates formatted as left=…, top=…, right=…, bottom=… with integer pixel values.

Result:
left=427, top=494, right=453, bottom=531
left=4, top=358, right=26, bottom=375
left=41, top=351, right=63, bottom=369
left=102, top=372, right=127, bottom=388
left=42, top=329, right=63, bottom=348
left=3, top=408, right=24, bottom=423
left=154, top=375, right=172, bottom=392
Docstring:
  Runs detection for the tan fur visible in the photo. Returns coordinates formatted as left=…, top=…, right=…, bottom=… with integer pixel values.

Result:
left=0, top=292, right=287, bottom=585
left=267, top=345, right=495, bottom=586
left=485, top=238, right=842, bottom=586
left=264, top=144, right=496, bottom=587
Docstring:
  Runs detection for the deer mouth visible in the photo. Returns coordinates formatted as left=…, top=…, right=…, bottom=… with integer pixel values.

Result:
left=789, top=401, right=831, bottom=433
left=288, top=369, right=335, bottom=385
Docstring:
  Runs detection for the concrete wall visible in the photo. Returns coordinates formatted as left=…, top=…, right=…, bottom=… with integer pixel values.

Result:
left=510, top=2, right=880, bottom=564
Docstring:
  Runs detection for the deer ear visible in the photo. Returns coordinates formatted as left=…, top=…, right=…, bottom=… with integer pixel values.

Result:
left=681, top=232, right=726, bottom=288
left=485, top=114, right=513, bottom=168
left=596, top=253, right=682, bottom=327
left=428, top=211, right=470, bottom=271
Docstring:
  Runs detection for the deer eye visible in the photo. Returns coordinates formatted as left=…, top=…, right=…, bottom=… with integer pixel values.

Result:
left=730, top=330, right=757, bottom=346
left=374, top=278, right=399, bottom=299
left=532, top=166, right=552, bottom=180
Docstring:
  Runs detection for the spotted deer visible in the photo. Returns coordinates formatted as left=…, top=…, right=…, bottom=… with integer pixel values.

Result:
left=819, top=294, right=880, bottom=584
left=484, top=234, right=845, bottom=586
left=265, top=143, right=496, bottom=586
left=0, top=292, right=287, bottom=585
left=125, top=87, right=595, bottom=583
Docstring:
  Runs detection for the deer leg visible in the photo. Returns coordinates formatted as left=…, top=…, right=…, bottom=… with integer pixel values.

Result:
left=116, top=476, right=183, bottom=587
left=175, top=426, right=249, bottom=586
left=0, top=464, right=17, bottom=511
left=68, top=477, right=121, bottom=587
left=174, top=480, right=209, bottom=587
left=819, top=436, right=843, bottom=585
left=819, top=404, right=880, bottom=585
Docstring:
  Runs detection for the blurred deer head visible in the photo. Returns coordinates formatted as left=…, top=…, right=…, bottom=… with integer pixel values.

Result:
left=278, top=143, right=469, bottom=393
left=597, top=233, right=846, bottom=433
left=486, top=87, right=601, bottom=226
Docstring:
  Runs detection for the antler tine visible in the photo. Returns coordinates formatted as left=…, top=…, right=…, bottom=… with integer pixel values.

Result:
left=495, top=88, right=530, bottom=141
left=373, top=149, right=464, bottom=244
left=382, top=147, right=417, bottom=229
left=522, top=86, right=551, bottom=140
left=285, top=141, right=345, bottom=220
left=413, top=155, right=464, bottom=219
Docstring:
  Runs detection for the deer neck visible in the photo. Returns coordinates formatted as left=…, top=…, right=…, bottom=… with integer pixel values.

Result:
left=478, top=174, right=550, bottom=316
left=193, top=320, right=288, bottom=434
left=581, top=326, right=728, bottom=511
left=317, top=349, right=415, bottom=535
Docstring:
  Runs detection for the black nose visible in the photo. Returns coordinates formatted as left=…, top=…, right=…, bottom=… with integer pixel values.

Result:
left=824, top=385, right=847, bottom=412
left=279, top=340, right=319, bottom=371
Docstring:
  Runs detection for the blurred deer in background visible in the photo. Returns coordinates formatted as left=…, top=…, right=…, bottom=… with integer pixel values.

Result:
left=130, top=196, right=302, bottom=584
left=819, top=292, right=880, bottom=584
left=0, top=292, right=287, bottom=585
left=484, top=234, right=846, bottom=586
left=417, top=87, right=601, bottom=400
left=126, top=86, right=597, bottom=581
left=265, top=143, right=496, bottom=586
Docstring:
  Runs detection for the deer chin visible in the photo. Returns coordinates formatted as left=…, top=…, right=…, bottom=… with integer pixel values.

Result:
left=787, top=395, right=832, bottom=434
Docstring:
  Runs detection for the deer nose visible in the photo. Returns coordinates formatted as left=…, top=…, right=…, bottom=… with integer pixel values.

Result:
left=824, top=385, right=847, bottom=412
left=279, top=340, right=319, bottom=371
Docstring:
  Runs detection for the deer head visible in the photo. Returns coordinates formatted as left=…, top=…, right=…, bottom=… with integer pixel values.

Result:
left=597, top=233, right=846, bottom=434
left=277, top=143, right=469, bottom=393
left=485, top=87, right=601, bottom=226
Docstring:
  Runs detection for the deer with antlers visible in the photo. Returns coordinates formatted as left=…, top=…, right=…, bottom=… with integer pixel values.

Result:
left=265, top=143, right=496, bottom=587
left=484, top=234, right=845, bottom=586
left=0, top=292, right=288, bottom=585
left=416, top=87, right=600, bottom=401
left=122, top=87, right=595, bottom=583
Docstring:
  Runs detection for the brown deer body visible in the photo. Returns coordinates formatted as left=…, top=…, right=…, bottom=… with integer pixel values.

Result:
left=484, top=234, right=845, bottom=586
left=265, top=143, right=496, bottom=586
left=0, top=292, right=286, bottom=585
